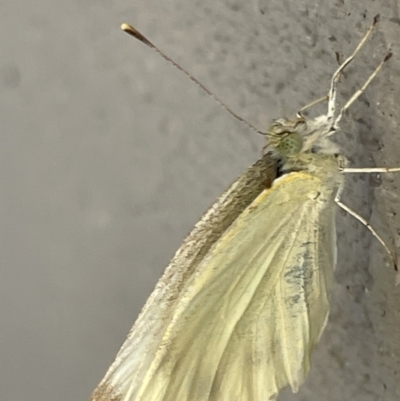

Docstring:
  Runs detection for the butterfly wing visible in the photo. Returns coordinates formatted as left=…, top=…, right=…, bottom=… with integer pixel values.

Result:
left=90, top=155, right=277, bottom=400
left=91, top=162, right=337, bottom=401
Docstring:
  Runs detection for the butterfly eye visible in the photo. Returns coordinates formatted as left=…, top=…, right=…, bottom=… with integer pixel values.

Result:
left=277, top=132, right=303, bottom=156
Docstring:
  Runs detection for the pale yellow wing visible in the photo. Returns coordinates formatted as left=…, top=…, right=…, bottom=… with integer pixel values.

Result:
left=91, top=166, right=337, bottom=401
left=91, top=155, right=277, bottom=400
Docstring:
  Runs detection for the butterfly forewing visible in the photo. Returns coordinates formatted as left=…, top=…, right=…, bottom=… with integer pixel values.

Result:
left=91, top=155, right=278, bottom=401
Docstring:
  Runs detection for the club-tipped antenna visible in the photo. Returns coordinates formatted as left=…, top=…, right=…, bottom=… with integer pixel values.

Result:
left=121, top=23, right=264, bottom=136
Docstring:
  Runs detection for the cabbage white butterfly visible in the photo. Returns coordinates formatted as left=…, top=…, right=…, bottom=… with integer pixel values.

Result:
left=90, top=16, right=399, bottom=401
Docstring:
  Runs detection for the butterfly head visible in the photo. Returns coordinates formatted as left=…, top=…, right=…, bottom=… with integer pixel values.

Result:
left=266, top=117, right=307, bottom=157
left=266, top=113, right=339, bottom=158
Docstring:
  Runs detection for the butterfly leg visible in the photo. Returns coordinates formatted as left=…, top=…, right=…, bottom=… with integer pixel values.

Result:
left=297, top=95, right=328, bottom=117
left=327, top=15, right=380, bottom=121
left=297, top=16, right=379, bottom=119
left=332, top=52, right=392, bottom=129
left=334, top=185, right=398, bottom=271
left=341, top=166, right=400, bottom=173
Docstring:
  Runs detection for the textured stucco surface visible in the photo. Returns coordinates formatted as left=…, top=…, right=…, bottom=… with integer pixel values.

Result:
left=1, top=1, right=400, bottom=400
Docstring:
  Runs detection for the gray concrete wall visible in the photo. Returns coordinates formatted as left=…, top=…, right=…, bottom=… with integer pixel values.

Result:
left=1, top=1, right=400, bottom=400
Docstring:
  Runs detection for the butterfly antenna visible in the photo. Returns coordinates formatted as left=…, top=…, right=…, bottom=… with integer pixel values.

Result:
left=121, top=23, right=264, bottom=136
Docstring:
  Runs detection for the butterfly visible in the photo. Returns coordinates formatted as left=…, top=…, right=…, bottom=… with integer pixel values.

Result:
left=90, top=15, right=398, bottom=401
